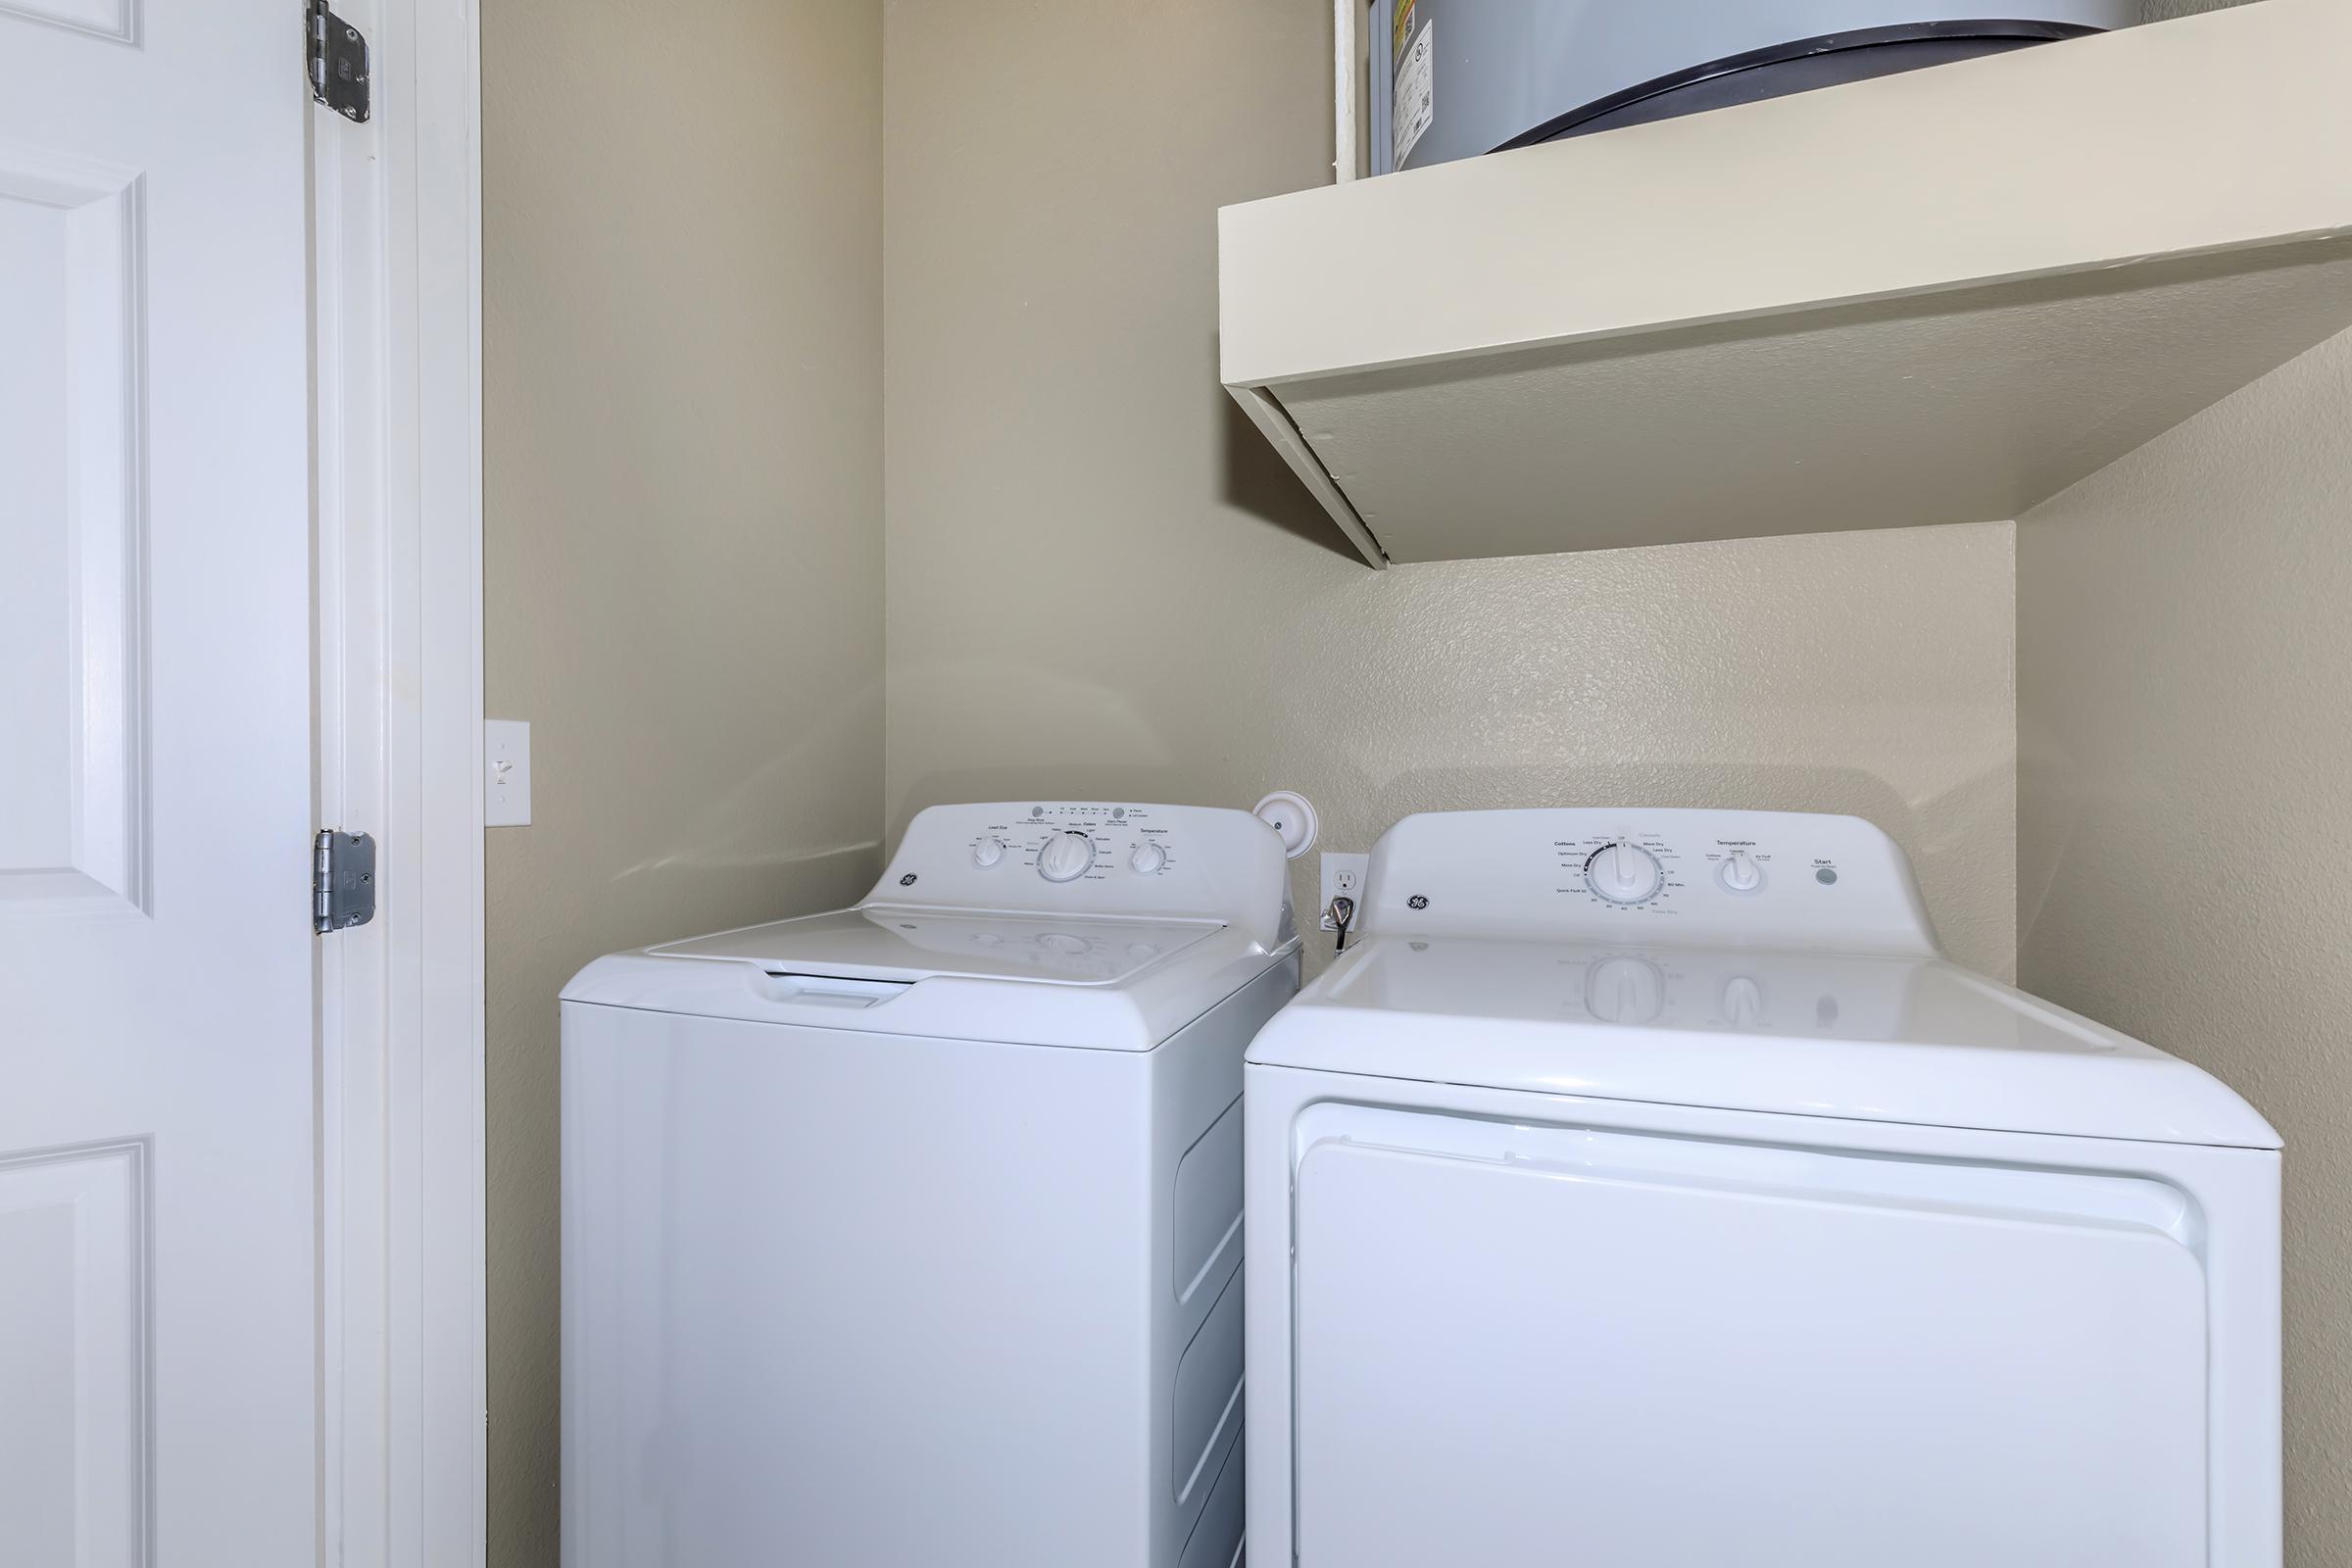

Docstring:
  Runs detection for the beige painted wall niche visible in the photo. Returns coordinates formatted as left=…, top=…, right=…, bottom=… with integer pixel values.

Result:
left=471, top=2, right=2352, bottom=1562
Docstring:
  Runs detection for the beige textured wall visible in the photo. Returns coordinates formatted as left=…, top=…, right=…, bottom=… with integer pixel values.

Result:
left=2021, top=330, right=2352, bottom=1564
left=880, top=0, right=2017, bottom=979
left=2139, top=0, right=2262, bottom=20
left=481, top=2, right=883, bottom=1562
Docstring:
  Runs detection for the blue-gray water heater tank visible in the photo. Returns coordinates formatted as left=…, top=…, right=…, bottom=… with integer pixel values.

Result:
left=1370, top=0, right=2141, bottom=174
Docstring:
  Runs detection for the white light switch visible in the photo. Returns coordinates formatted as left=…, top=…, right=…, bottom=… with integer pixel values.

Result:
left=485, top=719, right=531, bottom=827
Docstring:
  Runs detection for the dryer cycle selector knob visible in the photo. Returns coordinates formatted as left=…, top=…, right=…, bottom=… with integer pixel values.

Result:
left=1128, top=841, right=1167, bottom=875
left=1585, top=840, right=1664, bottom=905
left=1035, top=831, right=1096, bottom=883
left=972, top=836, right=1006, bottom=868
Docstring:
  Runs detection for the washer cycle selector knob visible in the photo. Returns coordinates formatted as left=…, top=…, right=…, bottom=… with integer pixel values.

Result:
left=1128, top=841, right=1166, bottom=875
left=1035, top=830, right=1096, bottom=883
left=972, top=836, right=1006, bottom=868
left=1585, top=840, right=1664, bottom=905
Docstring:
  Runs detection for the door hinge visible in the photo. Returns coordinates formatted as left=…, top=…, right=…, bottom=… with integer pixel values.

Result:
left=314, top=830, right=377, bottom=934
left=308, top=0, right=371, bottom=123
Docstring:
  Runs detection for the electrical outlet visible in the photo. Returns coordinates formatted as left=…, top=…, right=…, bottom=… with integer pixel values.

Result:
left=1318, top=852, right=1368, bottom=931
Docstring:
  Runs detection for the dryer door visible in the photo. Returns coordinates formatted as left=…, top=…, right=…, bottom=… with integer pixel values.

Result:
left=1291, top=1107, right=2208, bottom=1568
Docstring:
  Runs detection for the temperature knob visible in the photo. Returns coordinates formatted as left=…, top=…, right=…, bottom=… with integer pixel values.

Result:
left=972, top=836, right=1006, bottom=868
left=1585, top=956, right=1666, bottom=1025
left=1128, top=841, right=1167, bottom=875
left=1719, top=850, right=1762, bottom=893
left=1585, top=840, right=1664, bottom=906
left=1035, top=831, right=1096, bottom=883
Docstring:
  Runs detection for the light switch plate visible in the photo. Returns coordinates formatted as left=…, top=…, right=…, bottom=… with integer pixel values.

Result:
left=1318, top=852, right=1368, bottom=931
left=484, top=719, right=531, bottom=827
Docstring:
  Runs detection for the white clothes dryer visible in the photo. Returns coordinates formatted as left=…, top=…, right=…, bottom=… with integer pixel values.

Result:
left=1246, top=808, right=2280, bottom=1568
left=563, top=802, right=1298, bottom=1568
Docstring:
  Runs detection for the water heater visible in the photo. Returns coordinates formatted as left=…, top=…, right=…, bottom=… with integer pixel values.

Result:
left=1371, top=0, right=2140, bottom=174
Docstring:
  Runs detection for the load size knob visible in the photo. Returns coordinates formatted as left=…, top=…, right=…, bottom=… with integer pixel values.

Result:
left=1585, top=840, right=1664, bottom=906
left=1036, top=830, right=1096, bottom=883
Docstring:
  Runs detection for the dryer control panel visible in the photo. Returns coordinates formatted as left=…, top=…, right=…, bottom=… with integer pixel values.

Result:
left=865, top=802, right=1296, bottom=954
left=1357, top=808, right=1939, bottom=956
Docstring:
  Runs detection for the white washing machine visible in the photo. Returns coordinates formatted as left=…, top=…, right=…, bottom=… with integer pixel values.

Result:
left=1246, top=808, right=2281, bottom=1568
left=563, top=802, right=1300, bottom=1568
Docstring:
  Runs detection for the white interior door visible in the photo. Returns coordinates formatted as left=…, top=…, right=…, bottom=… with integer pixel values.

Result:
left=0, top=1, right=317, bottom=1563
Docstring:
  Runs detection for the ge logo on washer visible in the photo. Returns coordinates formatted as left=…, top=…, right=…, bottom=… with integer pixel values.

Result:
left=900, top=873, right=917, bottom=886
left=1408, top=895, right=1429, bottom=910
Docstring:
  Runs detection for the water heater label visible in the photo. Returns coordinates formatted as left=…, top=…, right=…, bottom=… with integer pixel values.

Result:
left=1393, top=14, right=1435, bottom=169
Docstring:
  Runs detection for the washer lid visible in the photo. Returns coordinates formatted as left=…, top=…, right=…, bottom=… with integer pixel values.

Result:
left=1248, top=936, right=2280, bottom=1149
left=649, top=906, right=1220, bottom=987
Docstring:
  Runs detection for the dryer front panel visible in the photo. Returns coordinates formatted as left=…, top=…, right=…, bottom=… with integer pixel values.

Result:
left=1289, top=1105, right=2209, bottom=1568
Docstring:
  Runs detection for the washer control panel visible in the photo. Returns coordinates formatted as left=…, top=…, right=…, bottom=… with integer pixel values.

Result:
left=961, top=804, right=1192, bottom=886
left=864, top=801, right=1296, bottom=953
left=1359, top=808, right=1939, bottom=956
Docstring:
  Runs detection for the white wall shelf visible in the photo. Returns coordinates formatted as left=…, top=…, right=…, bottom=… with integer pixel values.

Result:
left=1221, top=0, right=2352, bottom=568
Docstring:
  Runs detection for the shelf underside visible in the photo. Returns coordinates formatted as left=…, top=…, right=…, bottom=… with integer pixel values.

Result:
left=1259, top=235, right=2352, bottom=564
